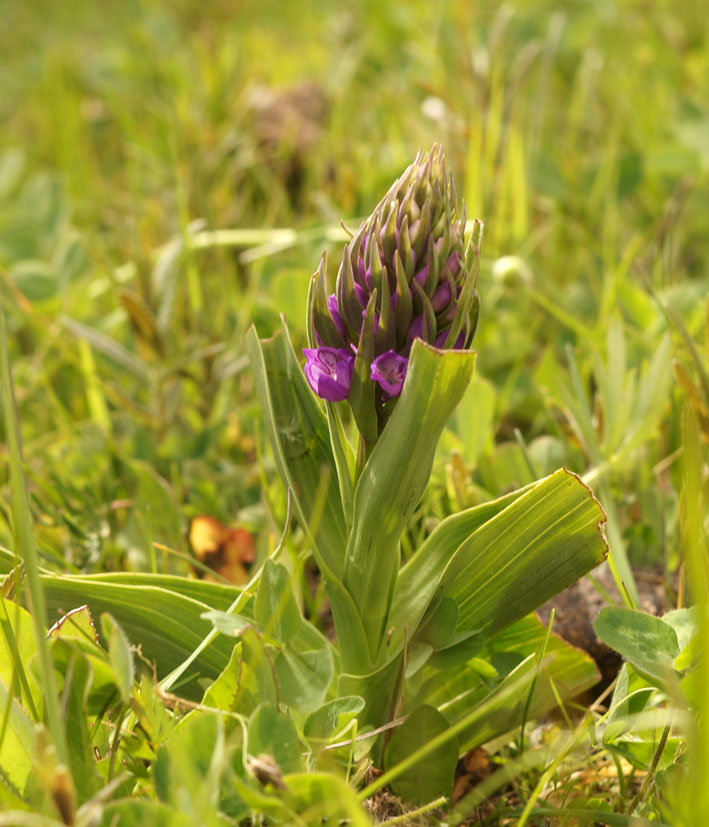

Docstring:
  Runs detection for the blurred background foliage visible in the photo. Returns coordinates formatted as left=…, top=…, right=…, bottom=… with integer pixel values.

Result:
left=0, top=0, right=707, bottom=595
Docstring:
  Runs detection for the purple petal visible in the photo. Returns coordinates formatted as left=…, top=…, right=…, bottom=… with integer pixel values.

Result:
left=445, top=252, right=461, bottom=277
left=414, top=264, right=429, bottom=285
left=354, top=281, right=368, bottom=308
left=303, top=347, right=354, bottom=402
left=405, top=314, right=424, bottom=353
left=431, top=281, right=452, bottom=312
left=434, top=328, right=465, bottom=348
left=327, top=294, right=347, bottom=338
left=371, top=350, right=408, bottom=397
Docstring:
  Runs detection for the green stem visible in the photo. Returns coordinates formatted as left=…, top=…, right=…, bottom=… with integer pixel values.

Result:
left=0, top=291, right=70, bottom=769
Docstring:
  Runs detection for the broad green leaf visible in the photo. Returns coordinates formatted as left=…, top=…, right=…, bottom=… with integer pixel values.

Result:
left=282, top=772, right=371, bottom=827
left=49, top=635, right=116, bottom=717
left=44, top=570, right=240, bottom=611
left=11, top=260, right=58, bottom=302
left=248, top=704, right=302, bottom=773
left=389, top=485, right=533, bottom=651
left=384, top=704, right=458, bottom=806
left=405, top=642, right=433, bottom=678
left=0, top=597, right=41, bottom=720
left=303, top=696, right=365, bottom=741
left=608, top=736, right=682, bottom=772
left=413, top=615, right=599, bottom=752
left=100, top=614, right=134, bottom=704
left=234, top=629, right=278, bottom=716
left=255, top=560, right=301, bottom=643
left=662, top=607, right=699, bottom=653
left=40, top=575, right=236, bottom=700
left=50, top=642, right=100, bottom=802
left=595, top=607, right=680, bottom=687
left=0, top=680, right=39, bottom=799
left=343, top=341, right=476, bottom=665
left=339, top=656, right=402, bottom=738
left=439, top=469, right=607, bottom=638
left=245, top=324, right=346, bottom=578
left=674, top=633, right=701, bottom=673
left=273, top=641, right=334, bottom=715
left=454, top=644, right=596, bottom=754
left=154, top=711, right=224, bottom=826
left=415, top=596, right=459, bottom=650
left=202, top=645, right=241, bottom=711
left=604, top=664, right=655, bottom=733
left=426, top=630, right=483, bottom=671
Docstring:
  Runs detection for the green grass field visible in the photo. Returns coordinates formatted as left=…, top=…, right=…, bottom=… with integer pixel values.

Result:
left=1, top=1, right=708, bottom=824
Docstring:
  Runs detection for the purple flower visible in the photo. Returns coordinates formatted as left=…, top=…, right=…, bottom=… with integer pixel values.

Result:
left=303, top=347, right=354, bottom=402
left=371, top=350, right=408, bottom=397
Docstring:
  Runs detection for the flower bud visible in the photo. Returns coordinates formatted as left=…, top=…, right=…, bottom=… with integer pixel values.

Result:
left=305, top=145, right=481, bottom=434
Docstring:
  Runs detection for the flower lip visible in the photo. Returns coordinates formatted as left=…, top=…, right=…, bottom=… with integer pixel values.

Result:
left=371, top=350, right=408, bottom=397
left=303, top=347, right=354, bottom=402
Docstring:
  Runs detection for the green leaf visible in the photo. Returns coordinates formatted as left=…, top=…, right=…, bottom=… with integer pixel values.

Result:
left=405, top=642, right=433, bottom=678
left=75, top=573, right=240, bottom=611
left=384, top=704, right=458, bottom=806
left=303, top=696, right=365, bottom=741
left=343, top=341, right=476, bottom=665
left=154, top=711, right=225, bottom=826
left=415, top=596, right=459, bottom=650
left=427, top=630, right=484, bottom=671
left=0, top=597, right=41, bottom=721
left=438, top=469, right=608, bottom=638
left=339, top=656, right=402, bottom=738
left=234, top=629, right=278, bottom=716
left=389, top=485, right=533, bottom=651
left=245, top=324, right=346, bottom=578
left=40, top=575, right=236, bottom=700
left=413, top=615, right=599, bottom=752
left=11, top=261, right=58, bottom=302
left=248, top=704, right=302, bottom=773
left=50, top=642, right=100, bottom=802
left=201, top=645, right=241, bottom=711
left=595, top=607, right=680, bottom=687
left=0, top=679, right=39, bottom=799
left=662, top=607, right=699, bottom=653
left=282, top=771, right=371, bottom=827
left=254, top=560, right=301, bottom=643
left=100, top=614, right=134, bottom=704
left=273, top=622, right=334, bottom=714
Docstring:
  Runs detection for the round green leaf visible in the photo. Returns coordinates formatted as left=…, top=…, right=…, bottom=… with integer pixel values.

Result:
left=384, top=704, right=458, bottom=806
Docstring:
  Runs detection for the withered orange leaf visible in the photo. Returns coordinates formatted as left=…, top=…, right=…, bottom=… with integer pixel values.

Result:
left=189, top=515, right=255, bottom=585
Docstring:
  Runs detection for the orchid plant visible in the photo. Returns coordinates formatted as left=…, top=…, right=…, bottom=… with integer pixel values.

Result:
left=246, top=145, right=608, bottom=797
